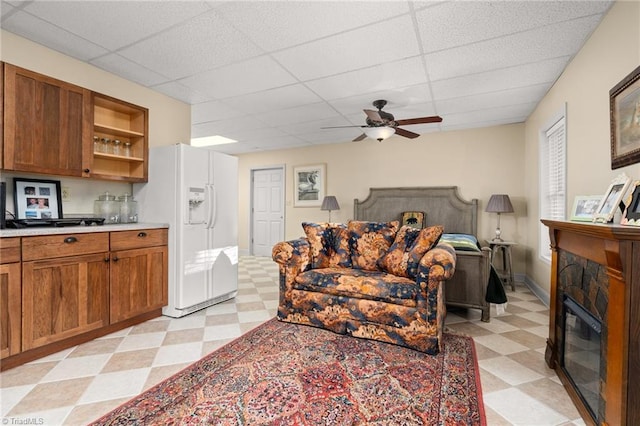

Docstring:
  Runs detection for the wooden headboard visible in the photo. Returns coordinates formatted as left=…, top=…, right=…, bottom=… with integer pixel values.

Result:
left=353, top=187, right=478, bottom=235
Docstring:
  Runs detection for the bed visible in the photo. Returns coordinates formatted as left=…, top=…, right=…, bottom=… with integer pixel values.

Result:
left=354, top=186, right=501, bottom=321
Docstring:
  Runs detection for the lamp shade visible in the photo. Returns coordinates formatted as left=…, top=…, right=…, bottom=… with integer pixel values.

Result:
left=321, top=196, right=340, bottom=211
left=363, top=126, right=395, bottom=141
left=485, top=194, right=514, bottom=213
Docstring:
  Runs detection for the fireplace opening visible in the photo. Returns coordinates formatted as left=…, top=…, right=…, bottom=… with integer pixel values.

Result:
left=561, top=295, right=602, bottom=421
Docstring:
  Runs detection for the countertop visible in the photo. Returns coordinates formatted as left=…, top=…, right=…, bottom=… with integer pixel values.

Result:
left=0, top=222, right=169, bottom=238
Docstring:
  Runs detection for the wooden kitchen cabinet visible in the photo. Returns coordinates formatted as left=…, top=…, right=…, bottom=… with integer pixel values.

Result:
left=1, top=237, right=21, bottom=359
left=1, top=62, right=148, bottom=182
left=3, top=63, right=92, bottom=177
left=21, top=233, right=109, bottom=351
left=91, top=92, right=148, bottom=182
left=109, top=229, right=168, bottom=323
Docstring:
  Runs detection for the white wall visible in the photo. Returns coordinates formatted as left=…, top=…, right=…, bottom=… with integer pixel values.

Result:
left=238, top=124, right=527, bottom=271
left=524, top=0, right=640, bottom=295
left=0, top=31, right=191, bottom=215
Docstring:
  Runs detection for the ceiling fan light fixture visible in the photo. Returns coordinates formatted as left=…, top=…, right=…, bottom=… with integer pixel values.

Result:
left=363, top=126, right=395, bottom=142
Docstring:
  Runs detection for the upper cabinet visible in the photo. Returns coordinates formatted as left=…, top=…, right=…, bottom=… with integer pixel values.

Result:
left=91, top=93, right=148, bottom=182
left=2, top=63, right=149, bottom=182
left=3, top=63, right=91, bottom=177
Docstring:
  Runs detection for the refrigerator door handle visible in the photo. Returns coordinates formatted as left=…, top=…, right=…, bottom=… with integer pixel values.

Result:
left=210, top=185, right=217, bottom=228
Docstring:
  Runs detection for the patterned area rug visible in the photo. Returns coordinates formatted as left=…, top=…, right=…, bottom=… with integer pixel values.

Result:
left=92, top=318, right=485, bottom=425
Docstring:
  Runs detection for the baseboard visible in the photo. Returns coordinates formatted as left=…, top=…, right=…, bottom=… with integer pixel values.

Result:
left=517, top=273, right=550, bottom=307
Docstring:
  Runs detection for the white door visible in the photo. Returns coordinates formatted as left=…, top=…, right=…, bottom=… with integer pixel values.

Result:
left=251, top=167, right=284, bottom=256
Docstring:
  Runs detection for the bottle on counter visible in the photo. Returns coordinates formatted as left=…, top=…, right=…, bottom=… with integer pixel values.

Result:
left=94, top=191, right=119, bottom=224
left=118, top=193, right=138, bottom=223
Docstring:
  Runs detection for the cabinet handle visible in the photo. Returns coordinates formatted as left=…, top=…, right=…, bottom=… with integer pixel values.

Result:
left=64, top=236, right=78, bottom=244
left=112, top=256, right=119, bottom=262
left=83, top=168, right=90, bottom=173
left=104, top=257, right=110, bottom=262
left=137, top=232, right=147, bottom=238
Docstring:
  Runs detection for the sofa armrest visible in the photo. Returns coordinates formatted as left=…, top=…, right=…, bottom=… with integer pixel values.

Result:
left=272, top=238, right=310, bottom=269
left=419, top=242, right=457, bottom=281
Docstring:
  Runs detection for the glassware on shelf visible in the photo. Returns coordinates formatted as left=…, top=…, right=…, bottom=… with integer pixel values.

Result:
left=101, top=137, right=111, bottom=154
left=123, top=141, right=132, bottom=157
left=112, top=139, right=122, bottom=156
left=93, top=136, right=100, bottom=153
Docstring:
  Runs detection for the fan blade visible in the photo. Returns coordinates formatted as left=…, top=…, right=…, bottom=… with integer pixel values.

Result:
left=395, top=116, right=443, bottom=126
left=395, top=127, right=420, bottom=139
left=352, top=133, right=367, bottom=142
left=364, top=109, right=383, bottom=122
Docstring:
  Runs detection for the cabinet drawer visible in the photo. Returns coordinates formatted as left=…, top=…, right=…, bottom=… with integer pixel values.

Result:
left=22, top=233, right=109, bottom=261
left=110, top=228, right=167, bottom=251
left=0, top=238, right=21, bottom=264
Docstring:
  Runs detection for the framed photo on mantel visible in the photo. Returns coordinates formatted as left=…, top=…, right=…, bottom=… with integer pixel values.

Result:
left=592, top=173, right=632, bottom=223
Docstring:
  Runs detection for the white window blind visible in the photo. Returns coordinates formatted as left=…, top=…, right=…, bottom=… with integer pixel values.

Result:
left=539, top=115, right=566, bottom=262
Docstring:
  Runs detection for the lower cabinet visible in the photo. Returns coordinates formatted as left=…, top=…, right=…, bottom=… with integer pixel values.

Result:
left=22, top=253, right=109, bottom=350
left=1, top=262, right=21, bottom=359
left=0, top=227, right=168, bottom=370
left=109, top=230, right=168, bottom=323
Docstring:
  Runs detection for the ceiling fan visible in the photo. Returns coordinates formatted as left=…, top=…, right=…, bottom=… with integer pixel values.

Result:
left=323, top=100, right=442, bottom=142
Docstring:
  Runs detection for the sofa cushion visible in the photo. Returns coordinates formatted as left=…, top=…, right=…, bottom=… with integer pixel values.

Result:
left=294, top=267, right=417, bottom=307
left=302, top=222, right=351, bottom=269
left=406, top=225, right=444, bottom=278
left=348, top=220, right=399, bottom=271
left=377, top=226, right=422, bottom=278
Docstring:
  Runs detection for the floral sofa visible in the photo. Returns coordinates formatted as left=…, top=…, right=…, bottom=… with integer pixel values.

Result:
left=272, top=220, right=457, bottom=354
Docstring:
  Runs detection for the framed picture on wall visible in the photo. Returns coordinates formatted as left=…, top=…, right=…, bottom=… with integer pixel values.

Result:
left=592, top=173, right=632, bottom=223
left=610, top=65, right=640, bottom=169
left=13, top=178, right=63, bottom=220
left=401, top=211, right=425, bottom=229
left=293, top=164, right=325, bottom=207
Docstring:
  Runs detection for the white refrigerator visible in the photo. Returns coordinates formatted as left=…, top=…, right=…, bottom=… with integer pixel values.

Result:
left=133, top=143, right=238, bottom=318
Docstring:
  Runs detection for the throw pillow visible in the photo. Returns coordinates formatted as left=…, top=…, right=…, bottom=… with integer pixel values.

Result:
left=406, top=225, right=444, bottom=278
left=302, top=222, right=351, bottom=269
left=377, top=226, right=422, bottom=277
left=348, top=220, right=399, bottom=271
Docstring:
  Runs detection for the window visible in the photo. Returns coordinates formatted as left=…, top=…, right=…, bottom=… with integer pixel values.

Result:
left=539, top=110, right=567, bottom=262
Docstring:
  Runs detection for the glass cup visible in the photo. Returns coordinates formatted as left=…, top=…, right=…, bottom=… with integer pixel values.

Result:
left=101, top=138, right=111, bottom=154
left=112, top=139, right=122, bottom=156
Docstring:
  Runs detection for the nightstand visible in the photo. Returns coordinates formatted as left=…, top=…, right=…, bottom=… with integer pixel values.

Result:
left=486, top=240, right=516, bottom=291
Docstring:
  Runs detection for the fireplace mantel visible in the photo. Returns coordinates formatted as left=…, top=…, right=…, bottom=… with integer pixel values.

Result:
left=542, top=220, right=640, bottom=426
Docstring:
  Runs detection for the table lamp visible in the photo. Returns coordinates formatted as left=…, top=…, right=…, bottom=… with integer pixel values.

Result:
left=321, top=196, right=340, bottom=222
left=486, top=194, right=514, bottom=242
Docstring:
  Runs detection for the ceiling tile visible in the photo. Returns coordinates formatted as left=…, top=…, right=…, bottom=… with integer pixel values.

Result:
left=150, top=81, right=211, bottom=104
left=435, top=84, right=551, bottom=115
left=217, top=1, right=410, bottom=52
left=431, top=57, right=569, bottom=101
left=255, top=102, right=341, bottom=127
left=90, top=54, right=170, bottom=87
left=1, top=2, right=16, bottom=19
left=191, top=100, right=245, bottom=125
left=328, top=85, right=433, bottom=116
left=273, top=15, right=421, bottom=81
left=2, top=11, right=109, bottom=61
left=305, top=57, right=428, bottom=101
left=416, top=1, right=613, bottom=53
left=425, top=14, right=604, bottom=81
left=223, top=84, right=323, bottom=115
left=22, top=1, right=213, bottom=51
left=179, top=56, right=298, bottom=100
left=191, top=116, right=269, bottom=139
left=441, top=102, right=537, bottom=128
left=118, top=8, right=264, bottom=80
left=222, top=126, right=289, bottom=143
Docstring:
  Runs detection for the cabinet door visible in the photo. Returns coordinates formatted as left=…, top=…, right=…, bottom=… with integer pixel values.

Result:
left=3, top=64, right=91, bottom=177
left=1, top=262, right=21, bottom=359
left=22, top=253, right=109, bottom=350
left=110, top=246, right=168, bottom=323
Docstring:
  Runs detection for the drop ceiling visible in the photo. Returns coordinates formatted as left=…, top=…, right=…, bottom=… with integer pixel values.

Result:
left=1, top=0, right=613, bottom=154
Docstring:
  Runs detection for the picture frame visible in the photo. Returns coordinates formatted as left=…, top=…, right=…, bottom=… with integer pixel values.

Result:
left=13, top=178, right=63, bottom=220
left=610, top=65, right=640, bottom=169
left=592, top=173, right=632, bottom=223
left=401, top=211, right=425, bottom=229
left=293, top=164, right=326, bottom=207
left=621, top=180, right=640, bottom=226
left=570, top=195, right=602, bottom=222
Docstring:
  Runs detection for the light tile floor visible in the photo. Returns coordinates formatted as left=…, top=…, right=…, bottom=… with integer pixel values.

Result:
left=0, top=256, right=584, bottom=425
